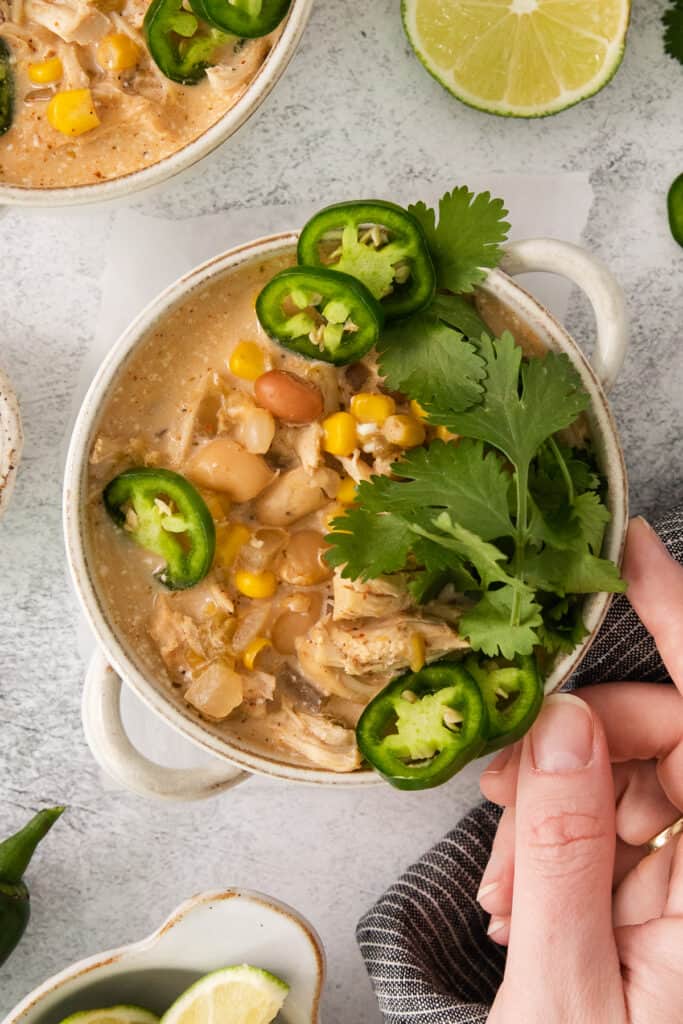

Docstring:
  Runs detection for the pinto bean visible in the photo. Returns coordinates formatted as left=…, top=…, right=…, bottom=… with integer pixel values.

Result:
left=185, top=437, right=274, bottom=502
left=254, top=370, right=324, bottom=424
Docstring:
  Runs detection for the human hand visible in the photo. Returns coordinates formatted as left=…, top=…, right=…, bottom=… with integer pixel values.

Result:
left=478, top=517, right=683, bottom=1023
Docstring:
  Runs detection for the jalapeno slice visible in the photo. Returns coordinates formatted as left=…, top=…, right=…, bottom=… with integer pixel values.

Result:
left=465, top=655, right=544, bottom=752
left=256, top=266, right=384, bottom=365
left=0, top=38, right=14, bottom=136
left=144, top=0, right=229, bottom=84
left=297, top=201, right=436, bottom=320
left=668, top=173, right=683, bottom=249
left=190, top=0, right=291, bottom=38
left=356, top=662, right=488, bottom=790
left=103, top=468, right=215, bottom=590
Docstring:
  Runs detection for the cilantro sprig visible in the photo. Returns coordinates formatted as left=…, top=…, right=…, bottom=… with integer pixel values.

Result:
left=324, top=185, right=625, bottom=661
left=664, top=1, right=683, bottom=65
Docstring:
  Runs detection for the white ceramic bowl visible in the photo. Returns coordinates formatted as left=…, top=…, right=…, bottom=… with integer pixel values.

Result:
left=1, top=889, right=324, bottom=1024
left=64, top=233, right=629, bottom=800
left=0, top=0, right=313, bottom=207
left=0, top=367, right=22, bottom=520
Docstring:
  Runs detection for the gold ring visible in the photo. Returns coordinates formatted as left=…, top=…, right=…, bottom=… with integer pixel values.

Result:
left=647, top=817, right=683, bottom=853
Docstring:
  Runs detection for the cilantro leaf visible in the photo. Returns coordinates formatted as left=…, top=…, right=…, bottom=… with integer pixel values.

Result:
left=573, top=491, right=611, bottom=555
left=460, top=586, right=543, bottom=658
left=357, top=440, right=514, bottom=541
left=523, top=547, right=627, bottom=596
left=377, top=314, right=486, bottom=412
left=536, top=595, right=589, bottom=655
left=409, top=188, right=510, bottom=293
left=433, top=333, right=590, bottom=470
left=664, top=1, right=683, bottom=65
left=430, top=292, right=490, bottom=341
left=325, top=508, right=414, bottom=580
left=413, top=512, right=522, bottom=589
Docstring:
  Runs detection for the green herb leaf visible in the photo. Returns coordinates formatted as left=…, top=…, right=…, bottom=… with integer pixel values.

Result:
left=664, top=1, right=683, bottom=65
left=325, top=508, right=414, bottom=580
left=378, top=314, right=486, bottom=412
left=409, top=188, right=510, bottom=293
left=523, top=547, right=627, bottom=596
left=432, top=333, right=590, bottom=469
left=412, top=513, right=519, bottom=589
left=536, top=595, right=589, bottom=655
left=357, top=440, right=514, bottom=541
left=460, top=586, right=543, bottom=659
left=430, top=292, right=490, bottom=341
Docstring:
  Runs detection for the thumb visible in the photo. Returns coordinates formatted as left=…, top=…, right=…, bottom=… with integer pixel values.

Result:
left=498, top=694, right=625, bottom=1021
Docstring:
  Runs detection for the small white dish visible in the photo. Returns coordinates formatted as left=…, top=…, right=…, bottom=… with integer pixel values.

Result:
left=0, top=368, right=22, bottom=520
left=64, top=233, right=629, bottom=800
left=0, top=0, right=313, bottom=207
left=1, top=889, right=324, bottom=1024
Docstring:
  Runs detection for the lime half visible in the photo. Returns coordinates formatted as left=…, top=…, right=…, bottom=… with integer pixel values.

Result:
left=58, top=1008, right=159, bottom=1024
left=403, top=0, right=631, bottom=117
left=161, top=965, right=289, bottom=1024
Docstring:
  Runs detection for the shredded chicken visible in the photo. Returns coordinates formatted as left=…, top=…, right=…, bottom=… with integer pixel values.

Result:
left=274, top=704, right=362, bottom=773
left=332, top=572, right=411, bottom=621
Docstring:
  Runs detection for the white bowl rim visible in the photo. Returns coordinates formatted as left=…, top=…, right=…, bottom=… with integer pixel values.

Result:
left=63, top=231, right=629, bottom=786
left=0, top=367, right=23, bottom=520
left=1, top=888, right=325, bottom=1024
left=0, top=0, right=314, bottom=207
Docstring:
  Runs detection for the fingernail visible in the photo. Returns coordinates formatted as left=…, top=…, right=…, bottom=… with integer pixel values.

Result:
left=530, top=694, right=594, bottom=773
left=487, top=916, right=506, bottom=938
left=482, top=744, right=514, bottom=776
left=477, top=881, right=500, bottom=902
left=634, top=515, right=656, bottom=535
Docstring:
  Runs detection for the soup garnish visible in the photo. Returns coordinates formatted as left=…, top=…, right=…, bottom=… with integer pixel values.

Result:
left=91, top=184, right=624, bottom=788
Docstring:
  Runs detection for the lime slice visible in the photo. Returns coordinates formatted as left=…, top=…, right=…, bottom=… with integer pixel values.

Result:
left=161, top=965, right=289, bottom=1024
left=402, top=0, right=631, bottom=117
left=58, top=1008, right=159, bottom=1024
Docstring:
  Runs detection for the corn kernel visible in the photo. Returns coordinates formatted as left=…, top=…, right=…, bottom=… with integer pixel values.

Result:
left=336, top=476, right=357, bottom=505
left=203, top=491, right=231, bottom=522
left=436, top=425, right=459, bottom=443
left=350, top=392, right=395, bottom=425
left=410, top=399, right=429, bottom=422
left=242, top=636, right=271, bottom=671
left=47, top=89, right=100, bottom=136
left=97, top=32, right=142, bottom=72
left=409, top=632, right=426, bottom=673
left=215, top=522, right=251, bottom=568
left=383, top=414, right=426, bottom=449
left=230, top=341, right=265, bottom=381
left=234, top=570, right=277, bottom=599
left=28, top=57, right=63, bottom=85
left=322, top=411, right=357, bottom=457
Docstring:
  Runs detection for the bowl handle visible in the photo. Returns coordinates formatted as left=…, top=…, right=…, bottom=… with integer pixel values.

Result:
left=82, top=648, right=249, bottom=801
left=500, top=238, right=628, bottom=392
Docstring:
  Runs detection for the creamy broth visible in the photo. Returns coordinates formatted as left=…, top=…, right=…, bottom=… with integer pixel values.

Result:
left=0, top=1, right=280, bottom=189
left=87, top=255, right=550, bottom=773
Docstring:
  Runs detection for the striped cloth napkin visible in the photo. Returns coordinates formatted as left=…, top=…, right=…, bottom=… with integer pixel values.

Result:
left=357, top=506, right=683, bottom=1024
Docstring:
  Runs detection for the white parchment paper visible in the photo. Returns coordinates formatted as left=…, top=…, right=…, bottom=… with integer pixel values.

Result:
left=78, top=172, right=594, bottom=781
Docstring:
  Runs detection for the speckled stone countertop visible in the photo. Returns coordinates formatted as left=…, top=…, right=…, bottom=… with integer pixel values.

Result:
left=1, top=1, right=682, bottom=1021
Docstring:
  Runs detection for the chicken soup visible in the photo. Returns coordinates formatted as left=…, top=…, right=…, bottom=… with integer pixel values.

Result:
left=0, top=0, right=287, bottom=189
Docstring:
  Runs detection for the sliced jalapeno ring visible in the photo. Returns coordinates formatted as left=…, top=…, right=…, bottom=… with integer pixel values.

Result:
left=144, top=0, right=230, bottom=84
left=103, top=468, right=215, bottom=590
left=356, top=662, right=488, bottom=790
left=297, top=200, right=436, bottom=320
left=190, top=0, right=291, bottom=38
left=668, top=173, right=683, bottom=249
left=256, top=265, right=384, bottom=365
left=465, top=655, right=544, bottom=752
left=0, top=38, right=14, bottom=136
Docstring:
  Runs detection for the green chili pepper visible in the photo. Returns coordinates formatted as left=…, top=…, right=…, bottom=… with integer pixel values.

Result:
left=104, top=468, right=215, bottom=590
left=0, top=807, right=64, bottom=967
left=356, top=662, right=488, bottom=790
left=297, top=201, right=437, bottom=319
left=144, top=0, right=229, bottom=84
left=465, top=655, right=544, bottom=752
left=0, top=38, right=14, bottom=136
left=190, top=0, right=291, bottom=38
left=668, top=173, right=683, bottom=249
left=256, top=265, right=384, bottom=365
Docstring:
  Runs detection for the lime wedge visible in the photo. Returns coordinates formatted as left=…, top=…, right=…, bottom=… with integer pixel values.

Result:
left=402, top=0, right=631, bottom=117
left=161, top=965, right=289, bottom=1024
left=58, top=1008, right=159, bottom=1024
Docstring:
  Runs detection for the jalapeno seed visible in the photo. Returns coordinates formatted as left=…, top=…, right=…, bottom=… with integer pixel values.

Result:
left=254, top=370, right=324, bottom=423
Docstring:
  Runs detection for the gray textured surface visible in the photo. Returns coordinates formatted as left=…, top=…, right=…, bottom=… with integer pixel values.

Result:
left=1, top=0, right=682, bottom=1021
